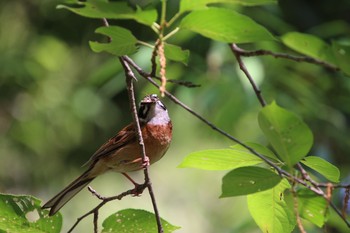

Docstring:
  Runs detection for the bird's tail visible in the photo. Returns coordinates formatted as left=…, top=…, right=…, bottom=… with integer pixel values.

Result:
left=42, top=169, right=96, bottom=216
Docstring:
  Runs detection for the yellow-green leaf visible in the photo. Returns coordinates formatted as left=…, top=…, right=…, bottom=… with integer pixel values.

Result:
left=301, top=156, right=340, bottom=182
left=180, top=8, right=275, bottom=43
left=247, top=179, right=295, bottom=233
left=89, top=26, right=138, bottom=55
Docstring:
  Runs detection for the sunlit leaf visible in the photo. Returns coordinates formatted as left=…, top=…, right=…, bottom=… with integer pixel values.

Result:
left=102, top=209, right=180, bottom=233
left=301, top=156, right=340, bottom=182
left=178, top=149, right=263, bottom=170
left=221, top=166, right=282, bottom=197
left=0, top=194, right=62, bottom=233
left=164, top=43, right=190, bottom=65
left=180, top=0, right=278, bottom=13
left=297, top=189, right=328, bottom=227
left=57, top=0, right=157, bottom=26
left=258, top=102, right=313, bottom=167
left=230, top=142, right=280, bottom=162
left=281, top=32, right=336, bottom=65
left=89, top=26, right=138, bottom=55
left=247, top=179, right=295, bottom=233
left=180, top=8, right=275, bottom=43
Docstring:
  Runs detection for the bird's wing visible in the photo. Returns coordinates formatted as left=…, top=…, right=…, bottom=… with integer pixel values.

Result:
left=83, top=123, right=138, bottom=167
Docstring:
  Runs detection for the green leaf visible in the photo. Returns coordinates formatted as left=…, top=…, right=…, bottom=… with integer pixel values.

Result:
left=164, top=43, right=190, bottom=65
left=57, top=0, right=157, bottom=26
left=230, top=142, right=280, bottom=162
left=332, top=41, right=350, bottom=76
left=102, top=209, right=180, bottom=233
left=89, top=26, right=138, bottom=55
left=301, top=156, right=340, bottom=182
left=179, top=8, right=275, bottom=43
left=247, top=179, right=295, bottom=233
left=180, top=0, right=278, bottom=13
left=0, top=194, right=62, bottom=233
left=221, top=166, right=282, bottom=197
left=178, top=148, right=264, bottom=170
left=281, top=32, right=336, bottom=65
left=258, top=102, right=313, bottom=167
left=297, top=189, right=328, bottom=227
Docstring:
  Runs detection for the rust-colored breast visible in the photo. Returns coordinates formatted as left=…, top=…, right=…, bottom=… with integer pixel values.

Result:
left=142, top=121, right=173, bottom=164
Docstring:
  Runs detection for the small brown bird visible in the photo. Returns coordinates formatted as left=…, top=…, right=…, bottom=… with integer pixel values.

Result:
left=42, top=94, right=172, bottom=216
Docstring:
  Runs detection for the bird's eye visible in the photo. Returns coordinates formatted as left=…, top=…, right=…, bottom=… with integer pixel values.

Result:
left=150, top=94, right=158, bottom=99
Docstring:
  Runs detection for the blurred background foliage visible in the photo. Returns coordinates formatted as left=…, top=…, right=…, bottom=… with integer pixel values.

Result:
left=1, top=0, right=350, bottom=232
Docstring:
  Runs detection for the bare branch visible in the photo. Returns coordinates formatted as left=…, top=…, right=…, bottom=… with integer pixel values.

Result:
left=119, top=56, right=164, bottom=233
left=231, top=44, right=339, bottom=71
left=67, top=186, right=144, bottom=233
left=230, top=43, right=266, bottom=107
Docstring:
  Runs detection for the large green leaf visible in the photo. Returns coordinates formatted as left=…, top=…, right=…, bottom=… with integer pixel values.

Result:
left=57, top=0, right=157, bottom=26
left=0, top=194, right=62, bottom=233
left=178, top=148, right=264, bottom=170
left=281, top=32, right=336, bottom=65
left=180, top=0, right=278, bottom=12
left=297, top=189, right=328, bottom=227
left=247, top=179, right=295, bottom=233
left=89, top=26, right=138, bottom=55
left=258, top=102, right=313, bottom=167
left=102, top=209, right=180, bottom=233
left=180, top=8, right=275, bottom=43
left=301, top=156, right=340, bottom=182
left=332, top=41, right=350, bottom=76
left=221, top=166, right=282, bottom=197
left=164, top=43, right=190, bottom=65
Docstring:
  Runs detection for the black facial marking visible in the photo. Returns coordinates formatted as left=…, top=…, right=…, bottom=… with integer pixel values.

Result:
left=138, top=103, right=150, bottom=120
left=157, top=100, right=167, bottom=110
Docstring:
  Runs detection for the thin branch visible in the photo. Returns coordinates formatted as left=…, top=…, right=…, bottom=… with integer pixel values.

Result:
left=230, top=43, right=266, bottom=107
left=119, top=56, right=164, bottom=233
left=67, top=186, right=146, bottom=233
left=292, top=184, right=307, bottom=233
left=232, top=44, right=339, bottom=71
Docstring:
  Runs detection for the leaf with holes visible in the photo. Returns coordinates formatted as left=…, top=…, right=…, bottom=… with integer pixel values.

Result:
left=258, top=102, right=313, bottom=167
left=89, top=26, right=138, bottom=55
left=247, top=179, right=295, bottom=233
left=221, top=166, right=282, bottom=197
left=180, top=8, right=275, bottom=43
left=0, top=194, right=62, bottom=233
left=57, top=0, right=157, bottom=26
left=102, top=209, right=180, bottom=233
left=297, top=189, right=328, bottom=227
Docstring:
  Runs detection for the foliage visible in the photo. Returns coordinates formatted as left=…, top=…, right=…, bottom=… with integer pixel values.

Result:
left=1, top=0, right=350, bottom=232
left=102, top=209, right=180, bottom=233
left=0, top=194, right=62, bottom=233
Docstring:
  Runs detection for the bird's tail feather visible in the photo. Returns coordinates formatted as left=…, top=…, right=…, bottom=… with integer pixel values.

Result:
left=42, top=170, right=95, bottom=216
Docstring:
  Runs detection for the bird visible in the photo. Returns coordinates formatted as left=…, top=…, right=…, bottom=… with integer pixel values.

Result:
left=42, top=94, right=172, bottom=216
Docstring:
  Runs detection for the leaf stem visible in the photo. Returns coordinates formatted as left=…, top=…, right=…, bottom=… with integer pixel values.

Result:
left=167, top=12, right=182, bottom=27
left=137, top=40, right=155, bottom=49
left=163, top=27, right=179, bottom=41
